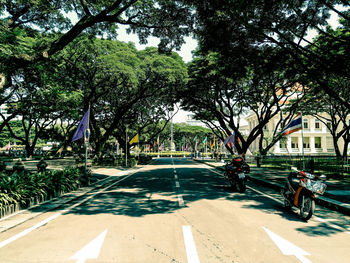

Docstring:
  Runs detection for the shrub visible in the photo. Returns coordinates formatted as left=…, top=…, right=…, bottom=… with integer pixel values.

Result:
left=128, top=158, right=137, bottom=167
left=0, top=167, right=91, bottom=209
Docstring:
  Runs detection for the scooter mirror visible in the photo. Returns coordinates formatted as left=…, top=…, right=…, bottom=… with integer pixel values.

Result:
left=319, top=174, right=327, bottom=181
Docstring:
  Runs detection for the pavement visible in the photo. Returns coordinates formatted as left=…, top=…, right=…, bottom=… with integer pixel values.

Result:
left=0, top=164, right=140, bottom=231
left=196, top=159, right=350, bottom=216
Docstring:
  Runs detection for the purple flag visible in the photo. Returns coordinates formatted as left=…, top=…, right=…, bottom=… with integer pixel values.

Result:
left=224, top=132, right=235, bottom=145
left=72, top=109, right=89, bottom=142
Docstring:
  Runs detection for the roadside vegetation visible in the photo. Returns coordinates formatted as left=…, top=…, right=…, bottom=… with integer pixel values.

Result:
left=0, top=167, right=90, bottom=213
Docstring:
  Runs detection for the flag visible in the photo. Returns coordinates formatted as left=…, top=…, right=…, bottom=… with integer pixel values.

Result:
left=157, top=136, right=159, bottom=145
left=224, top=132, right=235, bottom=145
left=281, top=115, right=302, bottom=136
left=211, top=137, right=215, bottom=149
left=129, top=134, right=139, bottom=145
left=5, top=141, right=10, bottom=151
left=72, top=109, right=89, bottom=142
left=193, top=136, right=197, bottom=142
left=203, top=137, right=207, bottom=144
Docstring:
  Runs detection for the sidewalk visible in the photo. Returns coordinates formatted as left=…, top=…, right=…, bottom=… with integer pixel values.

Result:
left=196, top=159, right=350, bottom=216
left=0, top=165, right=135, bottom=232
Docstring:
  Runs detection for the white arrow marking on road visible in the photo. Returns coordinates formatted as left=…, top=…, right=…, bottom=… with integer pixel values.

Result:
left=69, top=229, right=107, bottom=263
left=263, top=227, right=311, bottom=263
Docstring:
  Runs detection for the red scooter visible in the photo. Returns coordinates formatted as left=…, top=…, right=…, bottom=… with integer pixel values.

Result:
left=281, top=167, right=327, bottom=221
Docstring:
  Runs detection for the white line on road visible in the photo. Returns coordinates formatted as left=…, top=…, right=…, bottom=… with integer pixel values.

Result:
left=0, top=171, right=137, bottom=249
left=204, top=166, right=350, bottom=235
left=175, top=181, right=180, bottom=188
left=0, top=213, right=60, bottom=249
left=174, top=174, right=178, bottom=180
left=182, top=226, right=200, bottom=263
left=178, top=195, right=185, bottom=207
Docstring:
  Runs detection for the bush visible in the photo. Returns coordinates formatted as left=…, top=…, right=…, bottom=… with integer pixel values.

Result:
left=138, top=154, right=152, bottom=164
left=0, top=167, right=91, bottom=210
left=128, top=158, right=137, bottom=167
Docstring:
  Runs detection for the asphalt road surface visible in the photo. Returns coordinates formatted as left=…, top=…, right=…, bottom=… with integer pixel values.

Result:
left=0, top=158, right=349, bottom=263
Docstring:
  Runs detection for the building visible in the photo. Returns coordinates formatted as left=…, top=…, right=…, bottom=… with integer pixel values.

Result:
left=245, top=112, right=350, bottom=155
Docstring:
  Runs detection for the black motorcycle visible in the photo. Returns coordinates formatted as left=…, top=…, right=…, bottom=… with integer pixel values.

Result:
left=223, top=157, right=250, bottom=192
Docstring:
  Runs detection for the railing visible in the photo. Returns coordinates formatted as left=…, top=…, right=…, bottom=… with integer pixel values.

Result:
left=252, top=154, right=349, bottom=177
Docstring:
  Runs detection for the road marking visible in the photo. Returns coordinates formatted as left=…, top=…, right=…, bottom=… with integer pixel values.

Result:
left=182, top=226, right=200, bottom=263
left=174, top=174, right=178, bottom=180
left=204, top=166, right=350, bottom=235
left=178, top=195, right=185, bottom=207
left=314, top=217, right=350, bottom=234
left=0, top=171, right=137, bottom=249
left=69, top=229, right=107, bottom=263
left=263, top=227, right=311, bottom=263
left=247, top=186, right=283, bottom=204
left=0, top=213, right=60, bottom=249
left=175, top=181, right=180, bottom=188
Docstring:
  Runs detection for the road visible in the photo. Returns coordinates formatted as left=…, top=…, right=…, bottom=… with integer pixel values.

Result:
left=0, top=158, right=349, bottom=263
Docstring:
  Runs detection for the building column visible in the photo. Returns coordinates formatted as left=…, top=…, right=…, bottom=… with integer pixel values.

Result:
left=287, top=136, right=292, bottom=153
left=310, top=136, right=315, bottom=154
left=299, top=135, right=303, bottom=154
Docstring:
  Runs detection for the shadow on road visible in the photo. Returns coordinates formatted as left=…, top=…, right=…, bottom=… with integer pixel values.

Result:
left=54, top=158, right=349, bottom=237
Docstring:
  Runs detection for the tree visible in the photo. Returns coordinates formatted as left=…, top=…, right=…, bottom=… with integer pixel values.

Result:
left=188, top=1, right=350, bottom=110
left=0, top=0, right=194, bottom=88
left=2, top=63, right=81, bottom=157
left=299, top=77, right=350, bottom=159
left=54, top=37, right=188, bottom=158
left=181, top=47, right=305, bottom=155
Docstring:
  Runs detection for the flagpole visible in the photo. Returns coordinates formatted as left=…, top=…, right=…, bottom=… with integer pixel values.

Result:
left=84, top=104, right=90, bottom=177
left=301, top=112, right=305, bottom=170
left=125, top=126, right=128, bottom=167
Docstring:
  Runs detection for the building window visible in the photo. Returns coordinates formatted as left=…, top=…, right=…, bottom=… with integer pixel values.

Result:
left=326, top=137, right=334, bottom=149
left=303, top=119, right=309, bottom=129
left=315, top=137, right=322, bottom=148
left=280, top=140, right=287, bottom=149
left=315, top=119, right=321, bottom=130
left=303, top=137, right=310, bottom=148
left=326, top=121, right=332, bottom=130
left=291, top=137, right=298, bottom=149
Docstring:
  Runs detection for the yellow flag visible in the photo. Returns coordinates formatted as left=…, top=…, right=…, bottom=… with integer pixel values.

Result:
left=129, top=134, right=139, bottom=145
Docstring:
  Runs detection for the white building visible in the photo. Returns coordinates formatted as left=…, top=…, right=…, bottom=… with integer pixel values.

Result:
left=245, top=113, right=349, bottom=155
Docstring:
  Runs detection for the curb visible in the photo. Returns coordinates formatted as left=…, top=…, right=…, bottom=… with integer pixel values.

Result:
left=196, top=159, right=350, bottom=216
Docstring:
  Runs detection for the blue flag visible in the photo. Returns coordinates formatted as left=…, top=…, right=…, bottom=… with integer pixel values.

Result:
left=72, top=109, right=89, bottom=142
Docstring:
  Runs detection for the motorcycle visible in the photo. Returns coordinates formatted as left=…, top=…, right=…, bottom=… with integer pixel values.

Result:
left=223, top=157, right=250, bottom=193
left=281, top=167, right=327, bottom=221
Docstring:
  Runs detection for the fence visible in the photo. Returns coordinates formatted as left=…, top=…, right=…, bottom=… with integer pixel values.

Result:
left=249, top=155, right=349, bottom=177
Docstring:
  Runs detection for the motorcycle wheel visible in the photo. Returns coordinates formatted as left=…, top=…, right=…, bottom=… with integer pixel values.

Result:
left=283, top=198, right=292, bottom=209
left=281, top=189, right=292, bottom=209
left=228, top=176, right=236, bottom=190
left=300, top=196, right=315, bottom=221
left=237, top=180, right=246, bottom=193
